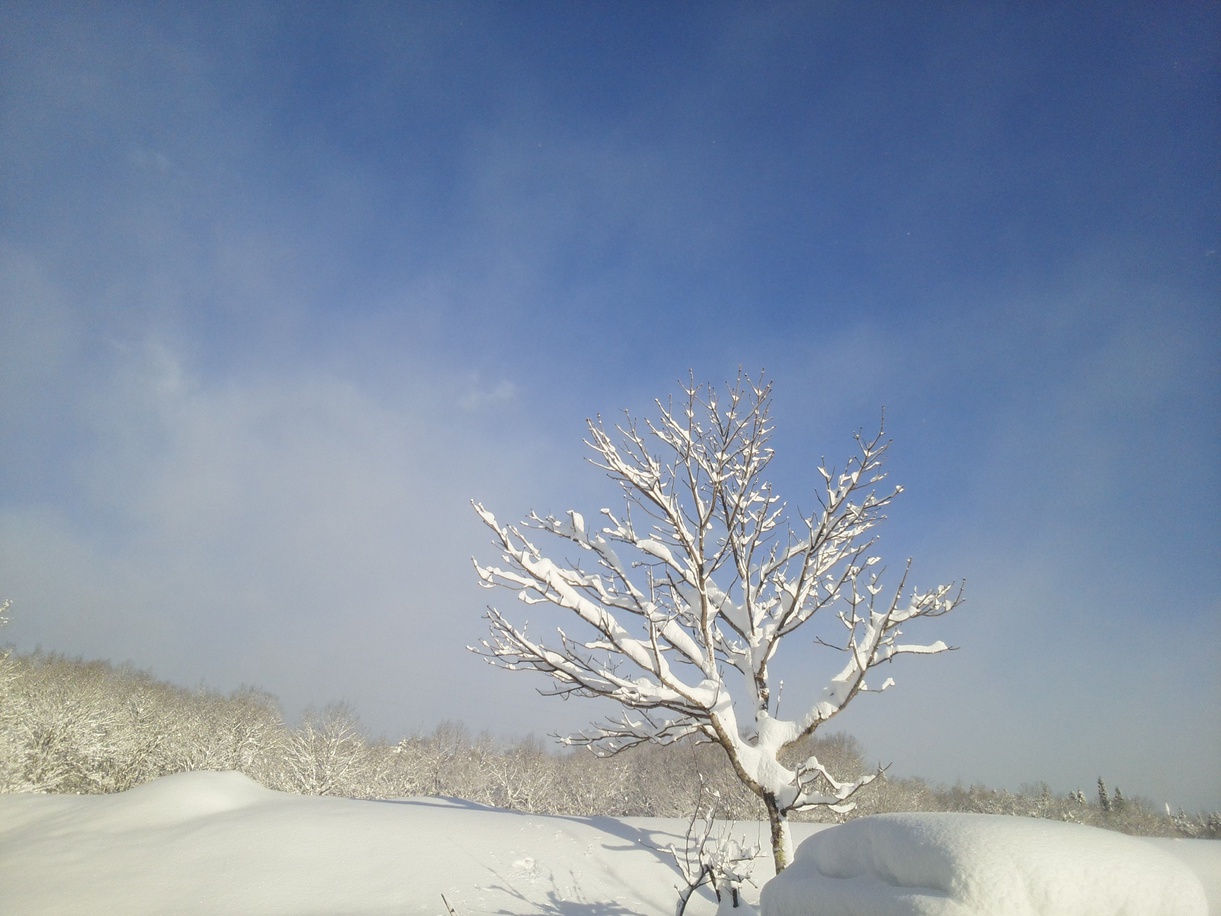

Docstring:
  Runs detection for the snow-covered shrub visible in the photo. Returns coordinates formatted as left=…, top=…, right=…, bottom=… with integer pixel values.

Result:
left=277, top=702, right=383, bottom=797
left=0, top=651, right=287, bottom=794
left=484, top=734, right=556, bottom=811
left=406, top=721, right=498, bottom=802
left=551, top=744, right=631, bottom=816
left=670, top=777, right=762, bottom=914
left=1170, top=809, right=1221, bottom=840
left=0, top=652, right=135, bottom=792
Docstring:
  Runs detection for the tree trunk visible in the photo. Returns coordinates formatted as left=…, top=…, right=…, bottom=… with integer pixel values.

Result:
left=764, top=792, right=792, bottom=873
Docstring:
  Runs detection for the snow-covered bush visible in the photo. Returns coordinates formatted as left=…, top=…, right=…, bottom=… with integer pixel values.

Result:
left=670, top=776, right=762, bottom=914
left=0, top=651, right=285, bottom=794
left=408, top=721, right=499, bottom=802
left=0, top=652, right=142, bottom=792
left=1170, top=809, right=1221, bottom=840
left=278, top=702, right=382, bottom=797
left=481, top=734, right=556, bottom=811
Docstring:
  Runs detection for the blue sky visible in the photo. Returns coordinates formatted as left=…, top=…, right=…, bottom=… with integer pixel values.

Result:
left=2, top=2, right=1218, bottom=810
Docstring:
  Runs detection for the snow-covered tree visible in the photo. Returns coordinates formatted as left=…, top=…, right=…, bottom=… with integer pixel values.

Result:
left=281, top=703, right=378, bottom=797
left=472, top=373, right=963, bottom=871
left=669, top=775, right=761, bottom=914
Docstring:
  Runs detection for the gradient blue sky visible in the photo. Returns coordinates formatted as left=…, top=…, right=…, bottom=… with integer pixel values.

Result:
left=2, top=2, right=1218, bottom=810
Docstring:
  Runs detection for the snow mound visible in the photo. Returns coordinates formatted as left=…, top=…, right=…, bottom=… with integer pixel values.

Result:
left=89, top=770, right=273, bottom=828
left=760, top=812, right=1207, bottom=916
left=117, top=770, right=271, bottom=810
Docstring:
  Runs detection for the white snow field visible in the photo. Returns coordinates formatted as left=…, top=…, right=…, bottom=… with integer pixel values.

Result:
left=0, top=770, right=780, bottom=915
left=0, top=772, right=1215, bottom=916
left=761, top=812, right=1212, bottom=916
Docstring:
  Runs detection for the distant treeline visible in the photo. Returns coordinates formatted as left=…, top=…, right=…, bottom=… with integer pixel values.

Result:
left=1, top=649, right=1216, bottom=839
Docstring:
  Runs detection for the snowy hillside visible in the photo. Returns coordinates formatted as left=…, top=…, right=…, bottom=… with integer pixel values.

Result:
left=0, top=772, right=1216, bottom=915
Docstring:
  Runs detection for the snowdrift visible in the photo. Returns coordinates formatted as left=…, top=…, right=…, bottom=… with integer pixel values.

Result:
left=761, top=812, right=1209, bottom=916
left=0, top=770, right=765, bottom=914
left=1, top=772, right=1216, bottom=915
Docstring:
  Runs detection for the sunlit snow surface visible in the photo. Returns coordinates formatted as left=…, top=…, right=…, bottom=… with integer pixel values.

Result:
left=761, top=812, right=1209, bottom=916
left=0, top=771, right=752, bottom=914
left=0, top=773, right=1216, bottom=915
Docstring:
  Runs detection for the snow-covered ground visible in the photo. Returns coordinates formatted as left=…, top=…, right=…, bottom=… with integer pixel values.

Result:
left=765, top=812, right=1212, bottom=916
left=0, top=771, right=1216, bottom=915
